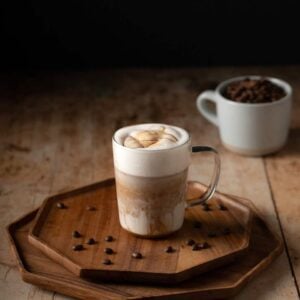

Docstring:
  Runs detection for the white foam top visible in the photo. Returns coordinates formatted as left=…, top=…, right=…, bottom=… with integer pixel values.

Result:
left=113, top=124, right=191, bottom=177
left=115, top=124, right=189, bottom=150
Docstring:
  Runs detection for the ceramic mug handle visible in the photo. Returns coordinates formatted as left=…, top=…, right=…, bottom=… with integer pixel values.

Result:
left=196, top=90, right=219, bottom=126
left=186, top=146, right=221, bottom=207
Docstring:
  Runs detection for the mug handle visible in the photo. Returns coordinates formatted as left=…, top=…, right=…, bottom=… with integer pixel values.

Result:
left=186, top=146, right=220, bottom=207
left=196, top=90, right=219, bottom=126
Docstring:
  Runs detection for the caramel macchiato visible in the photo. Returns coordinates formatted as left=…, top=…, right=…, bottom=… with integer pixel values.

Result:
left=113, top=123, right=220, bottom=238
left=113, top=124, right=190, bottom=237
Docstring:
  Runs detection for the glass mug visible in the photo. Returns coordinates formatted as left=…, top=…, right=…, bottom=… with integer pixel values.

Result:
left=112, top=123, right=220, bottom=238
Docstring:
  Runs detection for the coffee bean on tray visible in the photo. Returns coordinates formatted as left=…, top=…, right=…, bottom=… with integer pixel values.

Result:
left=192, top=244, right=200, bottom=251
left=198, top=242, right=210, bottom=249
left=105, top=235, right=113, bottom=242
left=104, top=248, right=113, bottom=254
left=186, top=239, right=196, bottom=246
left=72, top=244, right=83, bottom=251
left=192, top=242, right=209, bottom=251
left=102, top=258, right=112, bottom=265
left=164, top=246, right=174, bottom=253
left=86, top=206, right=96, bottom=211
left=56, top=202, right=66, bottom=209
left=207, top=232, right=217, bottom=238
left=219, top=204, right=228, bottom=211
left=203, top=204, right=211, bottom=211
left=87, top=238, right=96, bottom=245
left=132, top=252, right=142, bottom=259
left=72, top=230, right=81, bottom=238
left=193, top=222, right=202, bottom=228
left=222, top=228, right=231, bottom=235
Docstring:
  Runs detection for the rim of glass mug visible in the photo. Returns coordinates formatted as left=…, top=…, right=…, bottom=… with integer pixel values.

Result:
left=215, top=75, right=292, bottom=107
left=112, top=123, right=191, bottom=153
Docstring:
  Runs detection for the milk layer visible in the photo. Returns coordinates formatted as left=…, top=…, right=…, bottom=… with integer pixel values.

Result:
left=115, top=168, right=188, bottom=237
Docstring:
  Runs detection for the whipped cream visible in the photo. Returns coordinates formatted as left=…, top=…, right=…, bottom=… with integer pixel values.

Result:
left=113, top=124, right=191, bottom=177
left=124, top=126, right=179, bottom=149
left=114, top=124, right=189, bottom=150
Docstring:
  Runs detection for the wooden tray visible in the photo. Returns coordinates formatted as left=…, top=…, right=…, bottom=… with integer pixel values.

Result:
left=7, top=183, right=283, bottom=300
left=28, top=179, right=252, bottom=284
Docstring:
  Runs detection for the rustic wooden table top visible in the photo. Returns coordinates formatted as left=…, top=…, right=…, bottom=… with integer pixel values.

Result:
left=0, top=67, right=299, bottom=299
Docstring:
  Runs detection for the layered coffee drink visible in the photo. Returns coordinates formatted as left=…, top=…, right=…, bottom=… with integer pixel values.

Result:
left=113, top=124, right=190, bottom=237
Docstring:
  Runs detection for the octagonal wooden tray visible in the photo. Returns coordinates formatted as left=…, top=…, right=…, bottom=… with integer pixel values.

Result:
left=28, top=179, right=252, bottom=284
left=7, top=183, right=283, bottom=300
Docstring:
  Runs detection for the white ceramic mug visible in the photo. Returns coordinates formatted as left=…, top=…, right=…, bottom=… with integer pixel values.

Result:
left=196, top=76, right=292, bottom=156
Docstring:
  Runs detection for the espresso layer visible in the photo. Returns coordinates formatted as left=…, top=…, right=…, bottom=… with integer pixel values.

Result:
left=115, top=168, right=188, bottom=237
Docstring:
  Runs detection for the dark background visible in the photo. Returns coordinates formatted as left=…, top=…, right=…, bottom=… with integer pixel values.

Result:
left=1, top=1, right=299, bottom=70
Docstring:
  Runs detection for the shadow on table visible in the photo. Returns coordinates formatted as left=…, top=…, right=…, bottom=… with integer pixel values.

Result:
left=266, top=127, right=300, bottom=159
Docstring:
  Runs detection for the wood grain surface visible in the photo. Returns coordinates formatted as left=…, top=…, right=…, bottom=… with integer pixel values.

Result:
left=28, top=179, right=252, bottom=284
left=7, top=183, right=283, bottom=300
left=0, top=66, right=299, bottom=299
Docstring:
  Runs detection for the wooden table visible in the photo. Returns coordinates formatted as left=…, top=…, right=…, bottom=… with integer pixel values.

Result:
left=0, top=67, right=299, bottom=299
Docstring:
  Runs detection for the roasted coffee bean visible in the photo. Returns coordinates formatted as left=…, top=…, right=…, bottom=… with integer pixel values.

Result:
left=132, top=252, right=142, bottom=259
left=105, top=235, right=113, bottom=242
left=186, top=239, right=195, bottom=246
left=72, top=230, right=81, bottom=238
left=202, top=204, right=211, bottom=211
left=223, top=78, right=285, bottom=103
left=104, top=248, right=113, bottom=254
left=193, top=222, right=202, bottom=228
left=198, top=242, right=209, bottom=249
left=56, top=202, right=65, bottom=209
left=208, top=232, right=217, bottom=238
left=192, top=244, right=200, bottom=251
left=222, top=228, right=231, bottom=235
left=219, top=204, right=228, bottom=211
left=164, top=246, right=174, bottom=253
left=86, top=206, right=96, bottom=211
left=102, top=258, right=112, bottom=265
left=193, top=242, right=209, bottom=251
left=72, top=244, right=83, bottom=251
left=87, top=238, right=96, bottom=245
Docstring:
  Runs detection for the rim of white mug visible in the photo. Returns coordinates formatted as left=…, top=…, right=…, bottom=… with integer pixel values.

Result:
left=112, top=123, right=191, bottom=153
left=215, top=75, right=292, bottom=107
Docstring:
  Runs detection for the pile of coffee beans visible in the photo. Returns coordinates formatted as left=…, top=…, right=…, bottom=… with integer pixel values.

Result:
left=223, top=78, right=286, bottom=103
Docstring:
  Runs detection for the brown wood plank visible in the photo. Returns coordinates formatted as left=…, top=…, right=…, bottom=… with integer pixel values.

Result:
left=264, top=68, right=300, bottom=295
